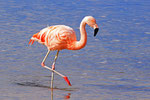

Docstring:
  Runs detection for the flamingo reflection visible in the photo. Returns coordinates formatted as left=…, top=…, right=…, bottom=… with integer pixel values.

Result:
left=50, top=88, right=71, bottom=100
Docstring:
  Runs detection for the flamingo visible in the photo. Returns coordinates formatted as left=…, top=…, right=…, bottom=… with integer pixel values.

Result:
left=29, top=16, right=99, bottom=88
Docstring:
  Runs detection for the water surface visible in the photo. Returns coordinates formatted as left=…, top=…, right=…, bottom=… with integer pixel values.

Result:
left=0, top=0, right=150, bottom=100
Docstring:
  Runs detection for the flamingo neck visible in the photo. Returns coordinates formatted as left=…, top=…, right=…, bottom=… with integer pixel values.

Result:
left=72, top=20, right=87, bottom=50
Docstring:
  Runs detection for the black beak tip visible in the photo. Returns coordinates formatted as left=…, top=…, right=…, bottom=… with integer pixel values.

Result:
left=94, top=28, right=99, bottom=37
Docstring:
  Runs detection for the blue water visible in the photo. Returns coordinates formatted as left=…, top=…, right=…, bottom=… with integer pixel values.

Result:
left=0, top=0, right=150, bottom=100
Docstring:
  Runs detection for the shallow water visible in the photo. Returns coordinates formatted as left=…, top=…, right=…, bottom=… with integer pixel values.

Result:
left=0, top=0, right=150, bottom=100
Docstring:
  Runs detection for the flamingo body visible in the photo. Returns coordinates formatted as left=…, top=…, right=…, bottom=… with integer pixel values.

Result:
left=29, top=25, right=77, bottom=50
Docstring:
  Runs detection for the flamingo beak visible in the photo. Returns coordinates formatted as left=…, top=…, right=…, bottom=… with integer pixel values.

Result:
left=94, top=28, right=99, bottom=37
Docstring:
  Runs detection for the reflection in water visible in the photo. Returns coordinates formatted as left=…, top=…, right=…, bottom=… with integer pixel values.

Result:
left=16, top=81, right=73, bottom=99
left=51, top=88, right=53, bottom=100
left=15, top=81, right=76, bottom=91
left=51, top=88, right=71, bottom=100
left=64, top=93, right=71, bottom=100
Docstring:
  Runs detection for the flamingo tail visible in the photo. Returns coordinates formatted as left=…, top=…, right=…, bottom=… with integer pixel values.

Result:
left=28, top=39, right=35, bottom=45
left=28, top=32, right=40, bottom=45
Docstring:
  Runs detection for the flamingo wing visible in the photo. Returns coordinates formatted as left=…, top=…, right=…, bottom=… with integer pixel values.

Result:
left=29, top=25, right=77, bottom=50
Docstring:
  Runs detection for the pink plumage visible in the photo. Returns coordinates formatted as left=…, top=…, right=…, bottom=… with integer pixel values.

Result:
left=29, top=25, right=77, bottom=50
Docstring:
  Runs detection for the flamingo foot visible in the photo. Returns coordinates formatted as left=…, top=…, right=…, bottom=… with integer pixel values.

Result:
left=63, top=76, right=72, bottom=86
left=41, top=62, right=45, bottom=67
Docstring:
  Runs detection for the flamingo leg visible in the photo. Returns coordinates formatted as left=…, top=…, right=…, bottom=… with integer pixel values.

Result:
left=41, top=50, right=72, bottom=86
left=52, top=50, right=59, bottom=70
left=41, top=50, right=50, bottom=67
left=51, top=50, right=59, bottom=88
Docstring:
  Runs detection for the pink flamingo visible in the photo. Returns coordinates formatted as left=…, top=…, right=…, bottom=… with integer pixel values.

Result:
left=29, top=16, right=99, bottom=88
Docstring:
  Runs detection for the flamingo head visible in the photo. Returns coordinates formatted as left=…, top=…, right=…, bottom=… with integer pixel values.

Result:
left=84, top=16, right=99, bottom=37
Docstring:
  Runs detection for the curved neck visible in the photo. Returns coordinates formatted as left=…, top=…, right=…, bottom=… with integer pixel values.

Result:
left=72, top=20, right=87, bottom=50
